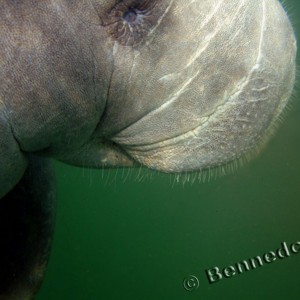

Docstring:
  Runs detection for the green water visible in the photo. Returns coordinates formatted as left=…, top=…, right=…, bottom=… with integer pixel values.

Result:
left=37, top=2, right=300, bottom=299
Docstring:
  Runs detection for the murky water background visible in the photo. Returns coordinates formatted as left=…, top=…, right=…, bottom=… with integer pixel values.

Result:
left=37, top=1, right=300, bottom=299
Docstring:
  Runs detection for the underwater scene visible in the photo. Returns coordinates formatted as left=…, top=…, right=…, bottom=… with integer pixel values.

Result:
left=34, top=1, right=300, bottom=299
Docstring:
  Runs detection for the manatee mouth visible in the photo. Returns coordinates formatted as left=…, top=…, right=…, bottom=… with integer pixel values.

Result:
left=110, top=62, right=295, bottom=173
left=110, top=104, right=255, bottom=173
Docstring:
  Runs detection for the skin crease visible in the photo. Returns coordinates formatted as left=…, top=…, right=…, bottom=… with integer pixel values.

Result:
left=0, top=0, right=297, bottom=299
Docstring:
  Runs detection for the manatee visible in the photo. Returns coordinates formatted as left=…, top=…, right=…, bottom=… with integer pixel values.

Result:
left=0, top=0, right=296, bottom=298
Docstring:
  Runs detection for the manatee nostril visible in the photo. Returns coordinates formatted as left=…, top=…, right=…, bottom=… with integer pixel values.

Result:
left=104, top=0, right=169, bottom=47
left=123, top=9, right=138, bottom=23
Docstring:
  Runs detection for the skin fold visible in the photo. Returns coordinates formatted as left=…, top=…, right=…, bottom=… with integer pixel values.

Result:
left=0, top=0, right=296, bottom=299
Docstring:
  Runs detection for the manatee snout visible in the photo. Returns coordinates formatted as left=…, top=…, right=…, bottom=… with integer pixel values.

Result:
left=97, top=0, right=296, bottom=173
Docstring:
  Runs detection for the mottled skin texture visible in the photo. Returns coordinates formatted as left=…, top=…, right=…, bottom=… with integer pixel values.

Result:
left=0, top=0, right=296, bottom=299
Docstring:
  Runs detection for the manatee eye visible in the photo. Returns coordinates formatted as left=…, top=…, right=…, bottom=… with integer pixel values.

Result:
left=105, top=0, right=159, bottom=47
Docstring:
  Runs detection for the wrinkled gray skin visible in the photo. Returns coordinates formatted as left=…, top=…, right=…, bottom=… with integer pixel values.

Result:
left=0, top=0, right=296, bottom=299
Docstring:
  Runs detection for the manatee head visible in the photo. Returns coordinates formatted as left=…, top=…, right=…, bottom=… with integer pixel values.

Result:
left=0, top=1, right=297, bottom=299
left=83, top=0, right=296, bottom=173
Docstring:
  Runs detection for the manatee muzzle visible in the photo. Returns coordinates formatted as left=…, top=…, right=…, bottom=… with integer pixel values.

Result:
left=102, top=0, right=296, bottom=172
